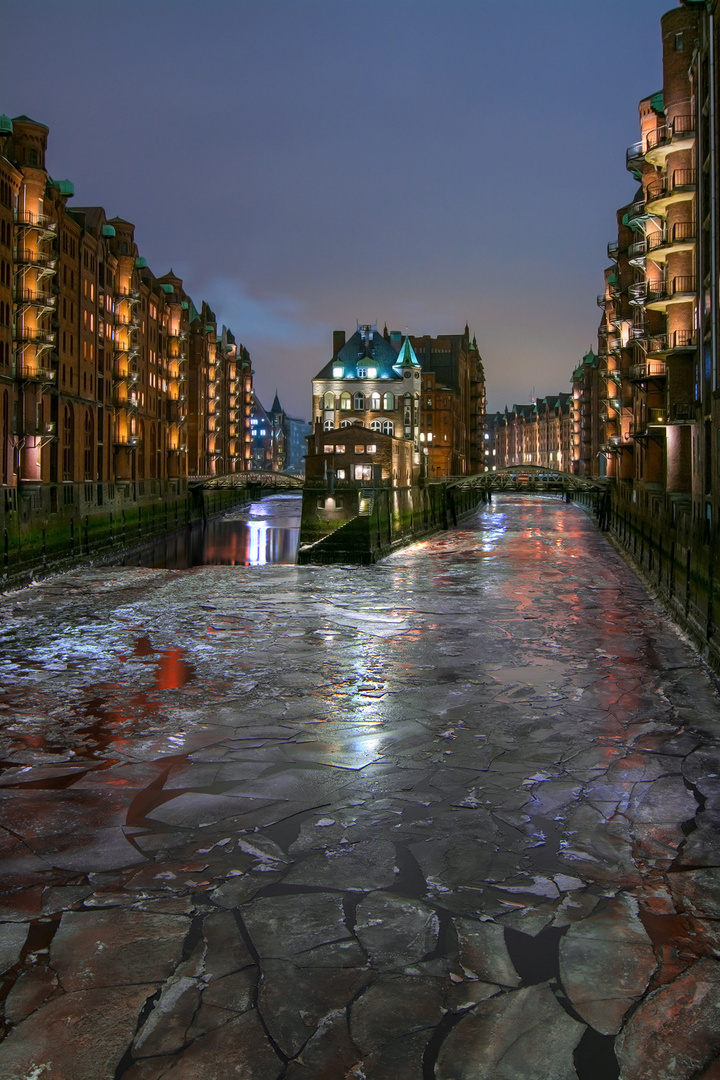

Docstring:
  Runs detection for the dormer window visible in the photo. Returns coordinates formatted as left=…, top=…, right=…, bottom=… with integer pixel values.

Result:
left=332, top=366, right=343, bottom=377
left=367, top=367, right=377, bottom=378
left=357, top=366, right=368, bottom=377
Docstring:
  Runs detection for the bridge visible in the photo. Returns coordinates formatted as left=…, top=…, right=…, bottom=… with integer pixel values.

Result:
left=189, top=471, right=304, bottom=491
left=443, top=464, right=608, bottom=496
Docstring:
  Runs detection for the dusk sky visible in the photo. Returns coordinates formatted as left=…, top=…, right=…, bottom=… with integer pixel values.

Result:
left=3, top=0, right=674, bottom=419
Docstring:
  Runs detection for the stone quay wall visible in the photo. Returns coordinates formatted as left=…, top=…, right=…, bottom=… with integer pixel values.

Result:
left=0, top=479, right=255, bottom=590
left=298, top=481, right=481, bottom=565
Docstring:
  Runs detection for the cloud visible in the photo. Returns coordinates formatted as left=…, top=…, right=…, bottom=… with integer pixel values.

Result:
left=198, top=278, right=329, bottom=349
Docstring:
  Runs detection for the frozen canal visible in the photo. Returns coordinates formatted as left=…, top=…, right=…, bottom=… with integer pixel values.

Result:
left=0, top=495, right=719, bottom=1080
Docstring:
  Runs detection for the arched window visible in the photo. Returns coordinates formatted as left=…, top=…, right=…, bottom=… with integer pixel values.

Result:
left=382, top=420, right=394, bottom=436
left=370, top=419, right=382, bottom=432
left=383, top=392, right=394, bottom=410
left=340, top=420, right=352, bottom=428
left=1, top=389, right=8, bottom=485
left=63, top=405, right=73, bottom=481
left=323, top=391, right=335, bottom=410
left=354, top=392, right=365, bottom=410
left=340, top=392, right=352, bottom=411
left=352, top=419, right=364, bottom=427
left=150, top=422, right=156, bottom=477
left=323, top=419, right=335, bottom=431
left=84, top=410, right=94, bottom=480
left=370, top=392, right=381, bottom=410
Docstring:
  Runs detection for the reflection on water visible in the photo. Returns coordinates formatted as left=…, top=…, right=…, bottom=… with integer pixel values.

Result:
left=111, top=493, right=301, bottom=569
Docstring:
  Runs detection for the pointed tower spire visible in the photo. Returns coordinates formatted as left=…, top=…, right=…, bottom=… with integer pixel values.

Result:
left=396, top=335, right=420, bottom=368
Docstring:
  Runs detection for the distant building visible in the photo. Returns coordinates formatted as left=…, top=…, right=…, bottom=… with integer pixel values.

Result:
left=490, top=396, right=572, bottom=471
left=268, top=393, right=311, bottom=474
left=249, top=394, right=277, bottom=471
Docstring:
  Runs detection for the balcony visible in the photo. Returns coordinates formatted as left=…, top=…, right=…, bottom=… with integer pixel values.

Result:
left=628, top=238, right=647, bottom=266
left=114, top=314, right=140, bottom=328
left=114, top=288, right=140, bottom=303
left=113, top=434, right=140, bottom=448
left=15, top=360, right=56, bottom=383
left=628, top=282, right=648, bottom=306
left=167, top=400, right=186, bottom=424
left=646, top=275, right=696, bottom=310
left=13, top=212, right=58, bottom=238
left=625, top=198, right=647, bottom=229
left=607, top=240, right=620, bottom=261
left=645, top=116, right=695, bottom=166
left=645, top=169, right=696, bottom=213
left=626, top=140, right=645, bottom=175
left=114, top=393, right=139, bottom=412
left=668, top=402, right=696, bottom=423
left=629, top=359, right=667, bottom=380
left=113, top=340, right=140, bottom=358
left=13, top=287, right=57, bottom=312
left=646, top=330, right=696, bottom=355
left=13, top=326, right=56, bottom=347
left=607, top=336, right=622, bottom=353
left=14, top=248, right=57, bottom=272
left=646, top=221, right=695, bottom=263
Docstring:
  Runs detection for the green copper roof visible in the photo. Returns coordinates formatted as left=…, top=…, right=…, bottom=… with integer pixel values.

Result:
left=159, top=283, right=174, bottom=294
left=396, top=335, right=420, bottom=367
left=0, top=116, right=13, bottom=136
left=135, top=257, right=148, bottom=268
left=650, top=90, right=664, bottom=116
left=101, top=224, right=116, bottom=237
left=49, top=178, right=74, bottom=197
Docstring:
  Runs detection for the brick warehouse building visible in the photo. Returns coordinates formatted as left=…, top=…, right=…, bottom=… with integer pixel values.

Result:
left=0, top=115, right=255, bottom=578
left=582, top=0, right=720, bottom=668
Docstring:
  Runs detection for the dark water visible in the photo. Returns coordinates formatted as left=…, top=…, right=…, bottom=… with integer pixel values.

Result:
left=110, top=492, right=301, bottom=568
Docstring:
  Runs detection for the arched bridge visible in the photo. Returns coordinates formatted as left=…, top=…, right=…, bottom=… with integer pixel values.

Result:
left=443, top=465, right=608, bottom=495
left=189, top=471, right=304, bottom=491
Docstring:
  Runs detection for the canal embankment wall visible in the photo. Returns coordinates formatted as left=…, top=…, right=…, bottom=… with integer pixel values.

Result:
left=297, top=481, right=481, bottom=565
left=574, top=482, right=720, bottom=675
left=0, top=480, right=258, bottom=591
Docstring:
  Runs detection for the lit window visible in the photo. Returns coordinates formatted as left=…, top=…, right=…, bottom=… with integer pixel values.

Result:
left=367, top=367, right=377, bottom=378
left=383, top=392, right=394, bottom=410
left=366, top=444, right=376, bottom=453
left=355, top=445, right=365, bottom=453
left=323, top=391, right=335, bottom=409
left=354, top=464, right=372, bottom=480
left=335, top=444, right=345, bottom=453
left=336, top=468, right=346, bottom=479
left=332, top=366, right=343, bottom=377
left=427, top=433, right=433, bottom=442
left=340, top=392, right=352, bottom=410
left=370, top=392, right=381, bottom=409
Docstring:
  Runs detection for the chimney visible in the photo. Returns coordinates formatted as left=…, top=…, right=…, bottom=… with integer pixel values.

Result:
left=333, top=330, right=346, bottom=356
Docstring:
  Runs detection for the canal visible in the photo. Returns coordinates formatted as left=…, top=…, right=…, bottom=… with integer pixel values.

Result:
left=0, top=495, right=719, bottom=1080
left=110, top=492, right=302, bottom=569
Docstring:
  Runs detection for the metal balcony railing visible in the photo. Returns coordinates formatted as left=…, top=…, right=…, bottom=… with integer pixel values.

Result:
left=629, top=359, right=667, bottom=380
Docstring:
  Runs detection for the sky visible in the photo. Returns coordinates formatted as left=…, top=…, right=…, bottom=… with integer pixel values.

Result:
left=2, top=0, right=675, bottom=418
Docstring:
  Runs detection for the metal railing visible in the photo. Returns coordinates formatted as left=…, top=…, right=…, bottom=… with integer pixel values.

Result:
left=629, top=359, right=667, bottom=379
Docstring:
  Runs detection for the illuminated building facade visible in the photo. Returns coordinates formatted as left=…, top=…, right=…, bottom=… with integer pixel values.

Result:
left=0, top=115, right=255, bottom=555
left=582, top=0, right=720, bottom=665
left=489, top=396, right=572, bottom=471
